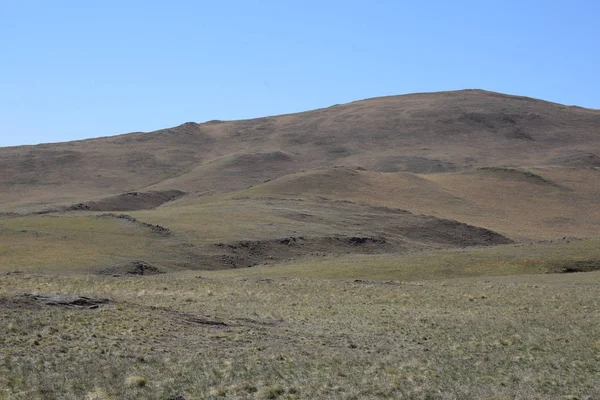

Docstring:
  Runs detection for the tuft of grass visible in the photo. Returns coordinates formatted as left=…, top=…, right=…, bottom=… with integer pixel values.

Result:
left=124, top=375, right=148, bottom=388
left=85, top=390, right=112, bottom=400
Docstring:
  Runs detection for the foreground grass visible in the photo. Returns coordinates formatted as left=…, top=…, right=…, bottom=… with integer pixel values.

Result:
left=211, top=239, right=600, bottom=281
left=1, top=270, right=599, bottom=399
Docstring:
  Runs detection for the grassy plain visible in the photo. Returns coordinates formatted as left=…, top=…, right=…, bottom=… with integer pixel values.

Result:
left=1, top=269, right=599, bottom=400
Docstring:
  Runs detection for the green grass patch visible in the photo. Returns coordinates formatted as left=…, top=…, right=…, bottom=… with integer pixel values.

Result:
left=0, top=215, right=175, bottom=273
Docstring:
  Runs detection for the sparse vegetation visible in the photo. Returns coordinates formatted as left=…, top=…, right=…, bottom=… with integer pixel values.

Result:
left=1, top=270, right=599, bottom=399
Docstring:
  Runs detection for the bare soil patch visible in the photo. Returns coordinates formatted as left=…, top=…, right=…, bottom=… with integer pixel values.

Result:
left=1, top=293, right=110, bottom=310
left=97, top=260, right=164, bottom=276
left=148, top=305, right=229, bottom=328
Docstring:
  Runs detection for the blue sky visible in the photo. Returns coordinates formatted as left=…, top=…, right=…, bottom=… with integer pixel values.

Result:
left=1, top=1, right=598, bottom=147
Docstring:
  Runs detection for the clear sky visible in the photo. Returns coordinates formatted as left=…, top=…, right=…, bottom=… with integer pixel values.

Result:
left=1, top=1, right=598, bottom=147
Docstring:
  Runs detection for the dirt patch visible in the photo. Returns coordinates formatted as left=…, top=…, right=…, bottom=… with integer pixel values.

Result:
left=347, top=236, right=385, bottom=245
left=148, top=306, right=228, bottom=328
left=1, top=294, right=110, bottom=310
left=148, top=305, right=286, bottom=330
left=4, top=270, right=25, bottom=275
left=96, top=213, right=172, bottom=236
left=98, top=260, right=164, bottom=276
left=235, top=317, right=287, bottom=327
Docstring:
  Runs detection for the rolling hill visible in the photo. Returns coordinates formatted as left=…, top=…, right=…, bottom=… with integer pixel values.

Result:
left=0, top=89, right=599, bottom=273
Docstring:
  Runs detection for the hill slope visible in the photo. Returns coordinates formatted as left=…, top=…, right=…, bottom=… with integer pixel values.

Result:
left=1, top=89, right=599, bottom=212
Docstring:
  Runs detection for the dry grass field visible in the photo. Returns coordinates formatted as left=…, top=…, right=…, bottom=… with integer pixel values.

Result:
left=1, top=269, right=599, bottom=399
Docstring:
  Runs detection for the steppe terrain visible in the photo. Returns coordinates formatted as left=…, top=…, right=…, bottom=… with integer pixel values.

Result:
left=1, top=90, right=599, bottom=399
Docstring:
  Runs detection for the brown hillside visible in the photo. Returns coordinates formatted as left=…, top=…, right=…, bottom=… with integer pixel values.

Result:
left=1, top=89, right=599, bottom=212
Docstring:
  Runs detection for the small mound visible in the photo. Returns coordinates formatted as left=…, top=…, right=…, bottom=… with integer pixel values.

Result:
left=549, top=151, right=600, bottom=168
left=64, top=190, right=185, bottom=212
left=375, top=156, right=457, bottom=173
left=98, top=260, right=163, bottom=276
